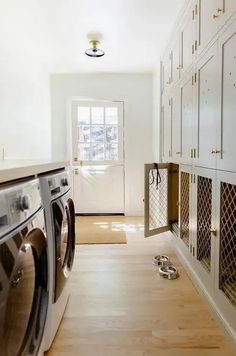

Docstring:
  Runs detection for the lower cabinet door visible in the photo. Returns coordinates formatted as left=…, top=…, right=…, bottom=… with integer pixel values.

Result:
left=179, top=165, right=193, bottom=255
left=215, top=170, right=236, bottom=332
left=192, top=167, right=217, bottom=292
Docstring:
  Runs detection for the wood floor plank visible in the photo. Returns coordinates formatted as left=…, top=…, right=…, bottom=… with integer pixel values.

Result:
left=47, top=217, right=235, bottom=356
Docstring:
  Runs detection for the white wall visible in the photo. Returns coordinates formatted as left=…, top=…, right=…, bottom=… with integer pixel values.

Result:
left=50, top=73, right=154, bottom=215
left=0, top=59, right=51, bottom=160
left=0, top=1, right=52, bottom=161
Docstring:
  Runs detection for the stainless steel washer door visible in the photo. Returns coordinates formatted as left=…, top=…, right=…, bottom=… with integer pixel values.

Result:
left=0, top=209, right=49, bottom=356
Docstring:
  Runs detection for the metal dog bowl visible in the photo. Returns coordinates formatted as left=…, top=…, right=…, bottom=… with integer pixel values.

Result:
left=159, top=265, right=179, bottom=280
left=152, top=255, right=171, bottom=267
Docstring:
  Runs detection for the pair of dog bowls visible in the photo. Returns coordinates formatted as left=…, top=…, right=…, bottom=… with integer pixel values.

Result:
left=152, top=255, right=179, bottom=280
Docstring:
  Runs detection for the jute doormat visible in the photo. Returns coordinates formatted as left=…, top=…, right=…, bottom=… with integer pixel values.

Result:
left=75, top=216, right=127, bottom=245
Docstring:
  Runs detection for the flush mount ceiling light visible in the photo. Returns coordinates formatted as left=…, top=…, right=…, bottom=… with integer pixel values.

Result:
left=85, top=40, right=105, bottom=58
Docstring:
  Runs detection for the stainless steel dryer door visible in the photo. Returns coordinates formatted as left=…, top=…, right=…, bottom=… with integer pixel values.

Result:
left=0, top=208, right=48, bottom=356
left=52, top=192, right=75, bottom=302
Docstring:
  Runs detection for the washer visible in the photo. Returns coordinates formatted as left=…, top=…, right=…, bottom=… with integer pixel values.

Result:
left=39, top=170, right=75, bottom=351
left=0, top=179, right=49, bottom=356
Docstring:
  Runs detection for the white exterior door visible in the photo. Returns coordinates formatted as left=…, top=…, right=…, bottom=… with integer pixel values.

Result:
left=72, top=100, right=124, bottom=214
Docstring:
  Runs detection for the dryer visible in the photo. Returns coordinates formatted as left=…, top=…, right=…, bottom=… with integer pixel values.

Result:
left=39, top=170, right=75, bottom=351
left=0, top=179, right=49, bottom=356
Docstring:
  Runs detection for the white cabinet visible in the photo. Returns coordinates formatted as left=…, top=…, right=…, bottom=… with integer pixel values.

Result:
left=181, top=75, right=194, bottom=164
left=217, top=20, right=236, bottom=173
left=159, top=0, right=236, bottom=343
left=195, top=42, right=220, bottom=169
left=171, top=85, right=181, bottom=162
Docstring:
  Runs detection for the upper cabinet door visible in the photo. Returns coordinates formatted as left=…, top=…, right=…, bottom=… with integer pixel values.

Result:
left=162, top=51, right=172, bottom=92
left=171, top=85, right=181, bottom=162
left=181, top=74, right=194, bottom=165
left=218, top=0, right=236, bottom=27
left=217, top=20, right=236, bottom=173
left=181, top=5, right=197, bottom=72
left=162, top=96, right=172, bottom=161
left=197, top=0, right=219, bottom=53
left=172, top=35, right=181, bottom=84
left=195, top=42, right=219, bottom=169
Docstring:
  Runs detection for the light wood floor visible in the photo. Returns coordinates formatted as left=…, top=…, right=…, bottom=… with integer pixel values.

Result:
left=47, top=217, right=235, bottom=356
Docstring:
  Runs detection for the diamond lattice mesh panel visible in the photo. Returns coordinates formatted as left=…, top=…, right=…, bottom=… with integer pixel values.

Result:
left=180, top=172, right=190, bottom=246
left=149, top=168, right=168, bottom=230
left=219, top=182, right=236, bottom=306
left=197, top=176, right=212, bottom=272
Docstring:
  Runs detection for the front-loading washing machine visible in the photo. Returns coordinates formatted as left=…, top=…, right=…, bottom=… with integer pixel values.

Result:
left=0, top=178, right=49, bottom=356
left=39, top=170, right=75, bottom=351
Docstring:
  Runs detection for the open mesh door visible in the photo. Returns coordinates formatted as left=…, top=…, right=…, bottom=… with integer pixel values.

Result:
left=144, top=163, right=171, bottom=237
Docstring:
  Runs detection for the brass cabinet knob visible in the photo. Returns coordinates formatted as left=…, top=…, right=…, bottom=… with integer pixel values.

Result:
left=217, top=8, right=223, bottom=13
left=210, top=228, right=217, bottom=236
left=211, top=149, right=221, bottom=154
left=213, top=14, right=219, bottom=19
left=176, top=151, right=181, bottom=155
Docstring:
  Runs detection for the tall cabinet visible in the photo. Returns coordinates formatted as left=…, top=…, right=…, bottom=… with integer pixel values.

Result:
left=158, top=0, right=236, bottom=344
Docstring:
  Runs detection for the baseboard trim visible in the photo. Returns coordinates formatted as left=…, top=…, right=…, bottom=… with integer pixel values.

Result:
left=170, top=235, right=236, bottom=348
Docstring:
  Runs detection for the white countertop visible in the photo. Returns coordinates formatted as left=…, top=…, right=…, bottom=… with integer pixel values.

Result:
left=0, top=160, right=69, bottom=184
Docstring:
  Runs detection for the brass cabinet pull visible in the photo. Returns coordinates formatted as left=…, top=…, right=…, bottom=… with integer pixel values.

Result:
left=211, top=149, right=221, bottom=154
left=176, top=65, right=182, bottom=70
left=213, top=13, right=219, bottom=19
left=176, top=151, right=181, bottom=155
left=217, top=8, right=223, bottom=13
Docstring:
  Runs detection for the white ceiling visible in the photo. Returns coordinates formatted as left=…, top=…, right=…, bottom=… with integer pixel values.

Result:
left=0, top=0, right=185, bottom=73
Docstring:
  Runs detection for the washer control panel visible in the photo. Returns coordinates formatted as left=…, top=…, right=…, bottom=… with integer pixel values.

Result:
left=0, top=179, right=42, bottom=238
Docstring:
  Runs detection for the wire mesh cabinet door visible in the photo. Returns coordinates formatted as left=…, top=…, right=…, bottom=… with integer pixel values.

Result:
left=179, top=165, right=192, bottom=250
left=144, top=163, right=171, bottom=237
left=192, top=167, right=217, bottom=291
left=215, top=170, right=236, bottom=330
